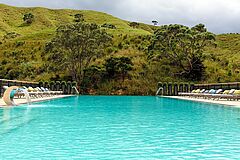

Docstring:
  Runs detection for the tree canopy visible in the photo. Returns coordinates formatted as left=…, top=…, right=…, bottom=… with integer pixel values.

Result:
left=23, top=13, right=34, bottom=24
left=129, top=22, right=139, bottom=28
left=105, top=56, right=133, bottom=82
left=152, top=20, right=158, bottom=26
left=74, top=13, right=84, bottom=22
left=45, top=22, right=112, bottom=84
left=148, top=24, right=216, bottom=81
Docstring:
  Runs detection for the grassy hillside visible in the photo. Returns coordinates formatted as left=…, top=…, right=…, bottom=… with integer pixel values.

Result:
left=0, top=4, right=239, bottom=95
left=204, top=34, right=240, bottom=82
left=0, top=4, right=152, bottom=37
left=0, top=4, right=153, bottom=79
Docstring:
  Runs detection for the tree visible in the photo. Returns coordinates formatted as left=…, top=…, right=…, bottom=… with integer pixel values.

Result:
left=82, top=65, right=104, bottom=90
left=45, top=22, right=112, bottom=84
left=152, top=20, right=158, bottom=26
left=74, top=13, right=84, bottom=22
left=23, top=13, right=34, bottom=24
left=105, top=56, right=133, bottom=81
left=129, top=22, right=139, bottom=28
left=148, top=24, right=216, bottom=81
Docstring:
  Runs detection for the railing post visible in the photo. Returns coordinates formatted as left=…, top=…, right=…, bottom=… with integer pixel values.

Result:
left=179, top=83, right=183, bottom=93
left=157, top=82, right=163, bottom=89
left=50, top=81, right=55, bottom=91
left=190, top=83, right=194, bottom=92
left=167, top=83, right=172, bottom=96
left=56, top=81, right=60, bottom=91
left=0, top=79, right=2, bottom=97
left=173, top=83, right=178, bottom=96
left=61, top=81, right=67, bottom=94
left=72, top=81, right=78, bottom=94
left=184, top=84, right=189, bottom=93
left=67, top=81, right=72, bottom=94
left=162, top=83, right=167, bottom=96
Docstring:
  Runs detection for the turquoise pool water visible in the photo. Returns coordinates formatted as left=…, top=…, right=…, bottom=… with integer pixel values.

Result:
left=1, top=96, right=240, bottom=159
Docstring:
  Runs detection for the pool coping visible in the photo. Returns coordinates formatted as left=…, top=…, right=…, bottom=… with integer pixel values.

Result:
left=0, top=95, right=75, bottom=107
left=164, top=96, right=240, bottom=108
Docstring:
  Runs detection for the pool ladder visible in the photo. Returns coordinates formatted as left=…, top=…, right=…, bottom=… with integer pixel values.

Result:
left=156, top=87, right=163, bottom=96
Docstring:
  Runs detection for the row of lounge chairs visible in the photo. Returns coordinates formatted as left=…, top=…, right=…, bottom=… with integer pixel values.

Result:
left=3, top=86, right=63, bottom=99
left=179, top=89, right=240, bottom=101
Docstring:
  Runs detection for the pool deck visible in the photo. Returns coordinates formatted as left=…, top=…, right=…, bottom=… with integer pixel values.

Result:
left=167, top=96, right=240, bottom=107
left=0, top=95, right=74, bottom=107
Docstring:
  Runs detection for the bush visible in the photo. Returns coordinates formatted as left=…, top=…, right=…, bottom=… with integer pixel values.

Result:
left=23, top=13, right=34, bottom=24
left=129, top=22, right=139, bottom=28
left=74, top=13, right=84, bottom=22
left=3, top=32, right=21, bottom=40
left=15, top=41, right=25, bottom=47
left=101, top=23, right=116, bottom=29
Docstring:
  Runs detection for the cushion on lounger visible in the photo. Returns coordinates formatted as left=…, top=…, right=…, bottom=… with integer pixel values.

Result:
left=195, top=89, right=201, bottom=93
left=191, top=90, right=196, bottom=93
left=223, top=90, right=230, bottom=94
left=208, top=89, right=214, bottom=93
left=34, top=88, right=39, bottom=92
left=204, top=90, right=209, bottom=93
left=3, top=86, right=8, bottom=89
left=234, top=90, right=240, bottom=95
left=209, top=89, right=216, bottom=94
left=28, top=87, right=35, bottom=92
left=216, top=89, right=223, bottom=94
left=229, top=89, right=235, bottom=94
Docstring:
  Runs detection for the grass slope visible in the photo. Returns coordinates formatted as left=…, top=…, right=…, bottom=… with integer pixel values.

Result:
left=204, top=34, right=240, bottom=82
left=0, top=3, right=152, bottom=37
left=0, top=4, right=153, bottom=81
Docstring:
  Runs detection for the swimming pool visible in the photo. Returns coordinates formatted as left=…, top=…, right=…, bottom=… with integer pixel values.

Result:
left=0, top=96, right=240, bottom=159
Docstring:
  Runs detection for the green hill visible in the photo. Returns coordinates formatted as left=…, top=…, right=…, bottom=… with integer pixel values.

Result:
left=204, top=34, right=240, bottom=82
left=0, top=4, right=153, bottom=78
left=0, top=4, right=239, bottom=95
left=0, top=3, right=152, bottom=37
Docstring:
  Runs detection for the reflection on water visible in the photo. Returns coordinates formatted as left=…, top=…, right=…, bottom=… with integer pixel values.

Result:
left=0, top=106, right=33, bottom=135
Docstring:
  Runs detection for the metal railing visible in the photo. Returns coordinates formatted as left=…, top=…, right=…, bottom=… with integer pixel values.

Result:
left=157, top=82, right=240, bottom=96
left=0, top=79, right=78, bottom=97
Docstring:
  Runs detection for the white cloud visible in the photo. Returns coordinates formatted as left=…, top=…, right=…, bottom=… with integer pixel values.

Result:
left=0, top=0, right=240, bottom=33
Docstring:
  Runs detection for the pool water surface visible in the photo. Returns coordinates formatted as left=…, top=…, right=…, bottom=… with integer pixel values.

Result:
left=0, top=96, right=240, bottom=159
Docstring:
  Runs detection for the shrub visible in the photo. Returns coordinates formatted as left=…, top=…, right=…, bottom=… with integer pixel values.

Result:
left=3, top=32, right=21, bottom=40
left=74, top=13, right=84, bottom=22
left=101, top=23, right=116, bottom=29
left=23, top=13, right=34, bottom=24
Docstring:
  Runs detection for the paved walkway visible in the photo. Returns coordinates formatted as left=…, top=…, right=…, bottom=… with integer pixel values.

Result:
left=167, top=96, right=240, bottom=108
left=0, top=95, right=74, bottom=107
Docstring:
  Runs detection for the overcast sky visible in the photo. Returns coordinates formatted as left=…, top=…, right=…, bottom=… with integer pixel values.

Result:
left=1, top=0, right=240, bottom=33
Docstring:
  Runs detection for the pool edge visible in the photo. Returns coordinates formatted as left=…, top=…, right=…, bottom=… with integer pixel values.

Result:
left=160, top=96, right=240, bottom=108
left=0, top=95, right=76, bottom=107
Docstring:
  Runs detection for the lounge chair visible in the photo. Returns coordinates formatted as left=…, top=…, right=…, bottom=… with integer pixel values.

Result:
left=199, top=89, right=216, bottom=99
left=222, top=89, right=240, bottom=101
left=208, top=89, right=223, bottom=100
left=215, top=89, right=235, bottom=100
left=27, top=87, right=41, bottom=98
left=193, top=89, right=206, bottom=98
left=232, top=90, right=240, bottom=100
left=178, top=89, right=199, bottom=97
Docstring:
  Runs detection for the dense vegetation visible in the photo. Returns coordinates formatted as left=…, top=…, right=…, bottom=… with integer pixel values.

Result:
left=0, top=4, right=240, bottom=95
